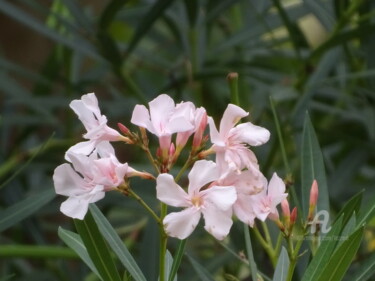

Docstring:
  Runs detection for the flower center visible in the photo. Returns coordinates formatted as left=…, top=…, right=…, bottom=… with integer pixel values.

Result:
left=191, top=196, right=203, bottom=207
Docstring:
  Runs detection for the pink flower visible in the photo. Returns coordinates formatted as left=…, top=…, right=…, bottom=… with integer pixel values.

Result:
left=53, top=149, right=133, bottom=219
left=251, top=173, right=288, bottom=221
left=208, top=104, right=270, bottom=172
left=156, top=160, right=237, bottom=240
left=131, top=94, right=194, bottom=152
left=216, top=161, right=265, bottom=227
left=66, top=93, right=121, bottom=158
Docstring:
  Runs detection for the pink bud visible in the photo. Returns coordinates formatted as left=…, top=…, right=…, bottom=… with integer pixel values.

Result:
left=290, top=207, right=297, bottom=225
left=309, top=180, right=319, bottom=207
left=117, top=123, right=130, bottom=135
left=192, top=110, right=208, bottom=149
left=281, top=199, right=290, bottom=218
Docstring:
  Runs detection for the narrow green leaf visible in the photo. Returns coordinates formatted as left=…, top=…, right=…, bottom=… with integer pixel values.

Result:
left=58, top=227, right=101, bottom=279
left=301, top=113, right=330, bottom=218
left=187, top=254, right=215, bottom=281
left=0, top=274, right=15, bottom=281
left=89, top=205, right=147, bottom=281
left=74, top=210, right=122, bottom=281
left=168, top=239, right=186, bottom=281
left=0, top=245, right=78, bottom=259
left=349, top=252, right=375, bottom=281
left=165, top=250, right=176, bottom=281
left=125, top=0, right=175, bottom=58
left=334, top=190, right=363, bottom=227
left=315, top=227, right=364, bottom=281
left=302, top=215, right=344, bottom=281
left=244, top=225, right=258, bottom=281
left=0, top=189, right=55, bottom=232
left=99, top=0, right=129, bottom=30
left=272, top=247, right=289, bottom=281
left=356, top=195, right=375, bottom=227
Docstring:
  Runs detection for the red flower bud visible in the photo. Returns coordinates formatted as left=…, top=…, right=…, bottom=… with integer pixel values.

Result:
left=117, top=123, right=130, bottom=135
left=309, top=180, right=319, bottom=207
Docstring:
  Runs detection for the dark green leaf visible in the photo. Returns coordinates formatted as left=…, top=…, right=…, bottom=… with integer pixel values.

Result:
left=315, top=227, right=364, bottom=281
left=187, top=254, right=215, bottom=281
left=356, top=195, right=375, bottom=227
left=168, top=239, right=186, bottom=281
left=89, top=204, right=147, bottom=281
left=334, top=190, right=363, bottom=228
left=0, top=189, right=55, bottom=232
left=58, top=227, right=101, bottom=279
left=349, top=251, right=375, bottom=281
left=74, top=210, right=122, bottom=281
left=272, top=247, right=289, bottom=281
left=244, top=225, right=258, bottom=281
left=301, top=113, right=330, bottom=218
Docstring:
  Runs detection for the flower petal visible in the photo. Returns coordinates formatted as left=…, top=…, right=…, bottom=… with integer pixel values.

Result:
left=156, top=174, right=190, bottom=207
left=60, top=196, right=90, bottom=220
left=233, top=122, right=270, bottom=146
left=233, top=194, right=257, bottom=227
left=149, top=94, right=175, bottom=135
left=163, top=208, right=201, bottom=239
left=65, top=140, right=96, bottom=160
left=219, top=104, right=248, bottom=137
left=202, top=185, right=237, bottom=211
left=268, top=172, right=286, bottom=200
left=53, top=164, right=87, bottom=197
left=188, top=160, right=219, bottom=195
left=202, top=205, right=233, bottom=240
left=208, top=117, right=224, bottom=146
left=131, top=104, right=156, bottom=134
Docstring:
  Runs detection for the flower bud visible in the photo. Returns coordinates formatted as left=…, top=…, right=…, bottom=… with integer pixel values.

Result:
left=309, top=180, right=319, bottom=207
left=281, top=199, right=290, bottom=218
left=169, top=143, right=175, bottom=157
left=192, top=109, right=207, bottom=151
left=117, top=123, right=130, bottom=135
left=290, top=207, right=297, bottom=225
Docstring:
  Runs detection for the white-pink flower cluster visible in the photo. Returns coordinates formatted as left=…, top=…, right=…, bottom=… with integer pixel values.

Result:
left=53, top=93, right=288, bottom=240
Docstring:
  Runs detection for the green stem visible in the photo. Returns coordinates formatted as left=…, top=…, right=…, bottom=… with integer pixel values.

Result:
left=159, top=203, right=168, bottom=281
left=175, top=154, right=195, bottom=183
left=252, top=226, right=277, bottom=267
left=274, top=233, right=284, bottom=259
left=285, top=235, right=304, bottom=281
left=128, top=189, right=160, bottom=224
left=227, top=72, right=239, bottom=106
left=0, top=245, right=78, bottom=259
left=261, top=222, right=273, bottom=247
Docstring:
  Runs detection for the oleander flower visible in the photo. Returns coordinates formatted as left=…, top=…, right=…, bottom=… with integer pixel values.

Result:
left=65, top=93, right=121, bottom=159
left=53, top=149, right=133, bottom=219
left=131, top=94, right=194, bottom=153
left=251, top=172, right=288, bottom=221
left=156, top=160, right=237, bottom=240
left=208, top=104, right=270, bottom=172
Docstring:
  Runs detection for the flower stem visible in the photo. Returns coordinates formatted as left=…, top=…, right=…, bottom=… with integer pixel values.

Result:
left=159, top=203, right=168, bottom=281
left=128, top=189, right=161, bottom=224
left=252, top=225, right=277, bottom=267
left=175, top=154, right=195, bottom=183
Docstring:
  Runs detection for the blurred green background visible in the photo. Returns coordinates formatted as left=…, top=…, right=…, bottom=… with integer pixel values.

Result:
left=0, top=0, right=374, bottom=280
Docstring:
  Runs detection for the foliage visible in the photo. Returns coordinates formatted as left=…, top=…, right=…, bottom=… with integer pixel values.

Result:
left=1, top=0, right=375, bottom=280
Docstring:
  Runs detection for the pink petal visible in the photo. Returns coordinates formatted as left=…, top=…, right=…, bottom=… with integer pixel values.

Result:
left=81, top=93, right=101, bottom=118
left=167, top=116, right=194, bottom=134
left=65, top=141, right=96, bottom=160
left=131, top=104, right=156, bottom=134
left=53, top=164, right=87, bottom=197
left=202, top=205, right=233, bottom=240
left=219, top=104, right=248, bottom=137
left=233, top=122, right=270, bottom=146
left=60, top=197, right=90, bottom=220
left=149, top=94, right=175, bottom=135
left=188, top=160, right=219, bottom=195
left=208, top=117, right=224, bottom=146
left=156, top=174, right=190, bottom=207
left=163, top=208, right=201, bottom=239
left=202, top=185, right=237, bottom=211
left=268, top=173, right=286, bottom=200
left=233, top=194, right=257, bottom=227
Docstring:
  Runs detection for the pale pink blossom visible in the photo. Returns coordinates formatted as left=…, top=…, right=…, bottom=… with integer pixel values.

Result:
left=53, top=150, right=133, bottom=219
left=215, top=160, right=265, bottom=226
left=131, top=94, right=194, bottom=152
left=208, top=104, right=270, bottom=172
left=251, top=173, right=288, bottom=221
left=156, top=160, right=237, bottom=240
left=66, top=93, right=121, bottom=158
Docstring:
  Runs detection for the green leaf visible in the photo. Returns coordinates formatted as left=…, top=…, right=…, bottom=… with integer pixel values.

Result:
left=356, top=194, right=375, bottom=227
left=58, top=227, right=101, bottom=279
left=0, top=189, right=55, bottom=232
left=125, top=0, right=175, bottom=58
left=99, top=0, right=129, bottom=30
left=301, top=113, right=330, bottom=218
left=89, top=205, right=147, bottom=281
left=349, top=252, right=375, bottom=281
left=315, top=227, right=364, bottom=281
left=168, top=239, right=186, bottom=281
left=74, top=210, right=122, bottom=281
left=187, top=254, right=215, bottom=281
left=272, top=247, right=289, bottom=281
left=165, top=250, right=177, bottom=281
left=244, top=225, right=258, bottom=281
left=334, top=190, right=363, bottom=227
left=302, top=215, right=344, bottom=281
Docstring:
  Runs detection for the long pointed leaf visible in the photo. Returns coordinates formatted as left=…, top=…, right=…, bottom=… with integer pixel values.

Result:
left=89, top=204, right=147, bottom=281
left=74, top=210, right=122, bottom=281
left=272, top=247, right=289, bottom=281
left=187, top=254, right=215, bottom=281
left=168, top=239, right=186, bottom=281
